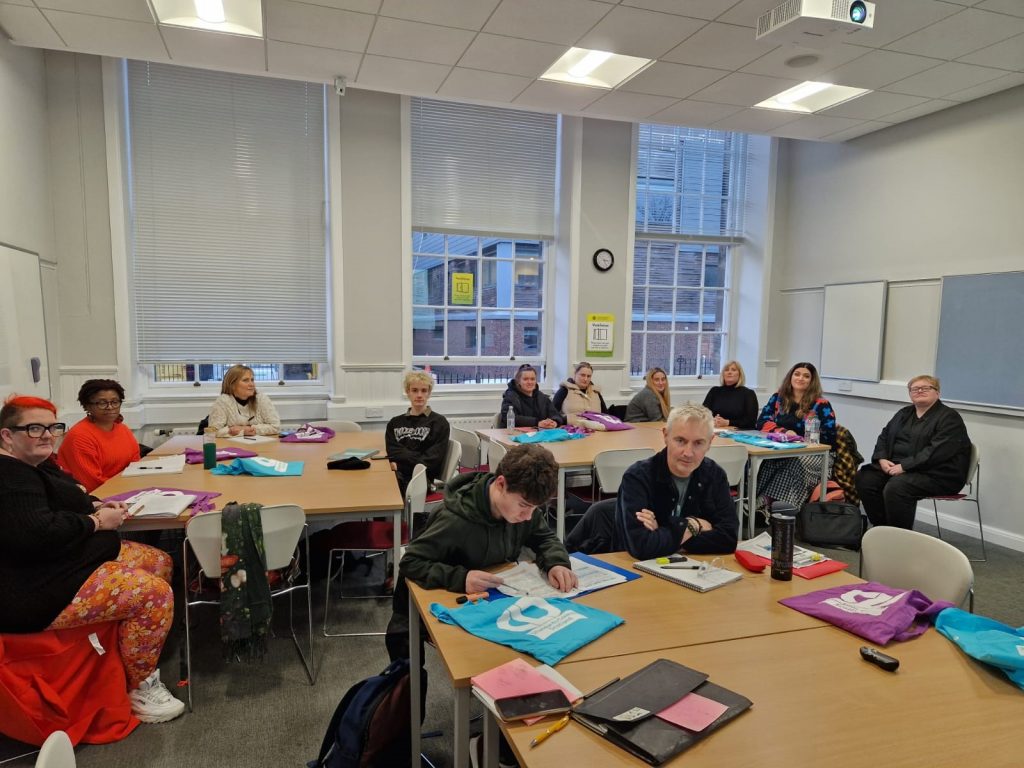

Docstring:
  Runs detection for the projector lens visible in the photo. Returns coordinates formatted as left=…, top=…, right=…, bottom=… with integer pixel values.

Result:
left=850, top=1, right=867, bottom=23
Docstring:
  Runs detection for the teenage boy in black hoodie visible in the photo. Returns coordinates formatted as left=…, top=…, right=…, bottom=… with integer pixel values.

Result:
left=385, top=371, right=450, bottom=495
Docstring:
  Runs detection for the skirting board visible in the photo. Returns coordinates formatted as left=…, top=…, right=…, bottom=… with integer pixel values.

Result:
left=916, top=504, right=1024, bottom=554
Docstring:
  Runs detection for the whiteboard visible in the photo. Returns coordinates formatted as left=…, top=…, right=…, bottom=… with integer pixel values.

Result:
left=820, top=281, right=887, bottom=382
left=0, top=244, right=50, bottom=400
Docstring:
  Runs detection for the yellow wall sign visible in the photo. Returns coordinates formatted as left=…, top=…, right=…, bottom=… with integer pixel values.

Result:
left=586, top=313, right=614, bottom=357
left=451, top=272, right=474, bottom=305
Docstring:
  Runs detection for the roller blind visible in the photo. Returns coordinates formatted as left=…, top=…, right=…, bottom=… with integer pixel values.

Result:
left=410, top=98, right=557, bottom=238
left=125, top=61, right=329, bottom=364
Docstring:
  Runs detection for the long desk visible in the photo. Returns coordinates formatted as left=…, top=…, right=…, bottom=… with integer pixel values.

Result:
left=95, top=432, right=405, bottom=582
left=476, top=426, right=829, bottom=540
left=408, top=552, right=861, bottom=767
left=499, top=626, right=1024, bottom=767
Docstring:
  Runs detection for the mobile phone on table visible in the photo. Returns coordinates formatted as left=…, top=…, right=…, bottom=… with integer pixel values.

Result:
left=494, top=690, right=571, bottom=721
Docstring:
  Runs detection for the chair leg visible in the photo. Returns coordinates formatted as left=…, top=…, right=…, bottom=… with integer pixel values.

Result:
left=182, top=537, right=195, bottom=712
left=322, top=548, right=387, bottom=638
left=931, top=499, right=943, bottom=540
left=286, top=531, right=316, bottom=684
left=970, top=498, right=987, bottom=563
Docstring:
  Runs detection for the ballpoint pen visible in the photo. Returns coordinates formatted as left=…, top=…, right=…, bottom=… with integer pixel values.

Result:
left=660, top=564, right=701, bottom=570
left=530, top=713, right=569, bottom=748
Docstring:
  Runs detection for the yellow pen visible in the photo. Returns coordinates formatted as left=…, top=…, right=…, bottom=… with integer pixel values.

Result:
left=530, top=713, right=570, bottom=748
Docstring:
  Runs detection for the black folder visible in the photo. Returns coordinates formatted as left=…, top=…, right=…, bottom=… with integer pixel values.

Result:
left=572, top=659, right=752, bottom=766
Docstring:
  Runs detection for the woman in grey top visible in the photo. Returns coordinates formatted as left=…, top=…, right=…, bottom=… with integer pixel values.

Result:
left=626, top=367, right=670, bottom=422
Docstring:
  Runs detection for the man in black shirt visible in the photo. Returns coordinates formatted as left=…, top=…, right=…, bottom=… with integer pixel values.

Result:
left=385, top=371, right=450, bottom=495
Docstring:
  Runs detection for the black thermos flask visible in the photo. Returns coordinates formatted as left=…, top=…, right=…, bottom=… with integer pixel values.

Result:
left=770, top=512, right=796, bottom=581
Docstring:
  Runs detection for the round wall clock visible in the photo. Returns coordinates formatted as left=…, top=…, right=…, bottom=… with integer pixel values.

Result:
left=592, top=248, right=614, bottom=272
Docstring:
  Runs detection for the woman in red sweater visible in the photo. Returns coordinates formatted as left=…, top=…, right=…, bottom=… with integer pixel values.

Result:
left=58, top=379, right=140, bottom=492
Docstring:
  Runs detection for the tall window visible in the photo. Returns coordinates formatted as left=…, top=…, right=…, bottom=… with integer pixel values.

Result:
left=123, top=61, right=329, bottom=384
left=410, top=99, right=556, bottom=384
left=632, top=125, right=748, bottom=377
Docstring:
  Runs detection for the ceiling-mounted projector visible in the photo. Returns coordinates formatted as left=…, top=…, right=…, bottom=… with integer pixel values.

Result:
left=756, top=0, right=875, bottom=48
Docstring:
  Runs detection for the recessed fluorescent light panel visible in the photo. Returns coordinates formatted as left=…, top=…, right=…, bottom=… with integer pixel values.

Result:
left=540, top=48, right=653, bottom=89
left=152, top=0, right=263, bottom=37
left=755, top=81, right=870, bottom=113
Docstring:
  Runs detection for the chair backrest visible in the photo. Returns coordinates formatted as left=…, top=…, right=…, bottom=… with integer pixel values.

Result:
left=185, top=504, right=306, bottom=575
left=315, top=420, right=361, bottom=433
left=35, top=730, right=75, bottom=768
left=451, top=427, right=481, bottom=469
left=706, top=443, right=748, bottom=487
left=406, top=464, right=428, bottom=519
left=966, top=442, right=980, bottom=487
left=440, top=439, right=462, bottom=481
left=487, top=440, right=508, bottom=468
left=594, top=448, right=656, bottom=494
left=861, top=526, right=974, bottom=607
left=492, top=412, right=503, bottom=429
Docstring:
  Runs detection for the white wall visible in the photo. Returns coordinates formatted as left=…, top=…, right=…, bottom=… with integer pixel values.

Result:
left=770, top=85, right=1024, bottom=550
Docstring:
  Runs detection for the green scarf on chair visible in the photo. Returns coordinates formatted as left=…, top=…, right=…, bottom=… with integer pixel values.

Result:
left=219, top=502, right=273, bottom=662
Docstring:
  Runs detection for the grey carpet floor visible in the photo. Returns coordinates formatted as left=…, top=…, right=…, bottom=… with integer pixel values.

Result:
left=2, top=527, right=1021, bottom=767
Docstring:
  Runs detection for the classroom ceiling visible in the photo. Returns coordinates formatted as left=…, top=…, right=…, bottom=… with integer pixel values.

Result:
left=1, top=0, right=1022, bottom=142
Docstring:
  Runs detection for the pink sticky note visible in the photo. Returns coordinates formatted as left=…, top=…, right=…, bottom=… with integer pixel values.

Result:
left=656, top=692, right=729, bottom=732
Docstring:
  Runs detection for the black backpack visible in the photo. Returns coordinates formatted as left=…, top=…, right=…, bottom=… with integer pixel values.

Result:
left=308, top=658, right=411, bottom=768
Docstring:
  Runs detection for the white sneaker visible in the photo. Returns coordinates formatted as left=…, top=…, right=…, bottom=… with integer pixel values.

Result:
left=129, top=670, right=185, bottom=723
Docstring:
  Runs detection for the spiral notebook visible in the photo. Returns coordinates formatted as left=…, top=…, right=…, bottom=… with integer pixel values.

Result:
left=633, top=558, right=742, bottom=593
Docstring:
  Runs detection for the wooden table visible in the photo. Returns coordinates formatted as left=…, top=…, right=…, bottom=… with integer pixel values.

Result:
left=408, top=552, right=861, bottom=767
left=96, top=432, right=405, bottom=582
left=499, top=626, right=1024, bottom=767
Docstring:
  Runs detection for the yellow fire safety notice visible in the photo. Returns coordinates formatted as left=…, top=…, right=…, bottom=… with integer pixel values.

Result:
left=586, top=313, right=614, bottom=357
left=451, top=272, right=474, bottom=305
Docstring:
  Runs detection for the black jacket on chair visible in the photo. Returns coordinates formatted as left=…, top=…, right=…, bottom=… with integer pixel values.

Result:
left=870, top=400, right=970, bottom=486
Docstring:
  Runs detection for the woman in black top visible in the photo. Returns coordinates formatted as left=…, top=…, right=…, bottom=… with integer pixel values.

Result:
left=702, top=360, right=759, bottom=430
left=499, top=364, right=564, bottom=429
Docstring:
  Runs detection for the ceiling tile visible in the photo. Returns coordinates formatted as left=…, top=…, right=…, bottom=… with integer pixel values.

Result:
left=576, top=5, right=706, bottom=59
left=583, top=90, right=679, bottom=119
left=620, top=0, right=739, bottom=21
left=298, top=0, right=382, bottom=12
left=0, top=4, right=65, bottom=46
left=689, top=71, right=801, bottom=105
left=885, top=60, right=1007, bottom=98
left=822, top=49, right=941, bottom=89
left=356, top=53, right=449, bottom=93
left=838, top=0, right=963, bottom=49
left=711, top=107, right=799, bottom=133
left=649, top=99, right=744, bottom=125
left=458, top=33, right=565, bottom=78
left=267, top=40, right=362, bottom=81
left=885, top=7, right=1024, bottom=59
left=957, top=34, right=1024, bottom=70
left=619, top=60, right=726, bottom=98
left=819, top=90, right=928, bottom=119
left=513, top=80, right=605, bottom=112
left=0, top=0, right=34, bottom=6
left=43, top=9, right=168, bottom=60
left=823, top=120, right=893, bottom=142
left=437, top=67, right=531, bottom=101
left=882, top=98, right=960, bottom=123
left=368, top=17, right=475, bottom=65
left=741, top=42, right=868, bottom=80
left=975, top=0, right=1024, bottom=16
left=379, top=0, right=500, bottom=30
left=162, top=27, right=266, bottom=72
left=266, top=0, right=374, bottom=52
left=769, top=114, right=866, bottom=140
left=661, top=22, right=777, bottom=71
left=945, top=71, right=1024, bottom=100
left=483, top=0, right=612, bottom=45
left=35, top=0, right=153, bottom=22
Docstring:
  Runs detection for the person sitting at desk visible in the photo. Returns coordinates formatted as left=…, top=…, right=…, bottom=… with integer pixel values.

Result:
left=385, top=370, right=450, bottom=495
left=754, top=362, right=836, bottom=510
left=499, top=364, right=564, bottom=429
left=0, top=395, right=183, bottom=723
left=617, top=403, right=738, bottom=560
left=855, top=375, right=971, bottom=530
left=625, top=367, right=670, bottom=422
left=57, top=378, right=141, bottom=493
left=207, top=364, right=281, bottom=437
left=552, top=361, right=609, bottom=428
left=702, top=360, right=758, bottom=430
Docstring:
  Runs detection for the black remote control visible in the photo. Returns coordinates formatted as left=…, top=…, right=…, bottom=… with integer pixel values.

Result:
left=860, top=646, right=900, bottom=672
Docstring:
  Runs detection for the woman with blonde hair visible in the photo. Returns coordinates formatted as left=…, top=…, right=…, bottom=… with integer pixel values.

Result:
left=552, top=361, right=609, bottom=428
left=702, top=360, right=759, bottom=429
left=207, top=365, right=281, bottom=437
left=625, top=367, right=671, bottom=422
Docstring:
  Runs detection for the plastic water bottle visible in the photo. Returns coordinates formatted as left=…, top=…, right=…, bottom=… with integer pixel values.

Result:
left=506, top=407, right=516, bottom=432
left=805, top=411, right=820, bottom=445
left=202, top=428, right=218, bottom=469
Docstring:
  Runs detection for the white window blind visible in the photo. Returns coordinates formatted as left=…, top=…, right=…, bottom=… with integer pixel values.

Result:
left=410, top=98, right=557, bottom=238
left=125, top=61, right=328, bottom=364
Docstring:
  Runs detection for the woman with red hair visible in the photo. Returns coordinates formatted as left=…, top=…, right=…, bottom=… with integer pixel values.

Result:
left=0, top=395, right=184, bottom=723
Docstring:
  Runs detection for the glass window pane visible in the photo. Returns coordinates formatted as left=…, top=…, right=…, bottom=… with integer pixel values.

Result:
left=632, top=286, right=646, bottom=330
left=701, top=289, right=725, bottom=331
left=514, top=312, right=542, bottom=356
left=672, top=334, right=698, bottom=376
left=412, top=231, right=444, bottom=254
left=647, top=288, right=674, bottom=331
left=514, top=260, right=543, bottom=308
left=448, top=235, right=478, bottom=257
left=481, top=237, right=512, bottom=258
left=481, top=260, right=513, bottom=308
left=413, top=255, right=445, bottom=305
left=633, top=241, right=648, bottom=284
left=676, top=246, right=703, bottom=287
left=446, top=309, right=478, bottom=356
left=648, top=243, right=675, bottom=286
left=675, top=289, right=701, bottom=331
left=412, top=308, right=444, bottom=356
left=631, top=333, right=646, bottom=377
left=644, top=333, right=672, bottom=373
left=700, top=334, right=724, bottom=376
left=646, top=192, right=675, bottom=233
left=480, top=310, right=508, bottom=357
left=704, top=247, right=725, bottom=288
left=515, top=240, right=543, bottom=261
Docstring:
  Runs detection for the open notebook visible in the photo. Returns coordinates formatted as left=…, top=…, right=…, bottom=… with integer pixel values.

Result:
left=121, top=454, right=186, bottom=477
left=633, top=558, right=742, bottom=593
left=126, top=490, right=197, bottom=519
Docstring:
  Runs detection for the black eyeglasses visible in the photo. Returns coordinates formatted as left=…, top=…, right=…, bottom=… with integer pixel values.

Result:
left=10, top=423, right=67, bottom=438
left=89, top=399, right=122, bottom=409
left=908, top=386, right=936, bottom=394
